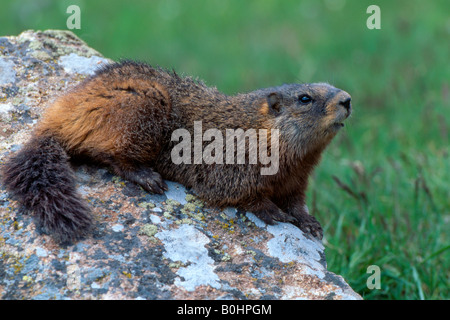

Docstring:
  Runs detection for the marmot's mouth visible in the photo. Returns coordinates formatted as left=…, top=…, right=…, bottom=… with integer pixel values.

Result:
left=333, top=122, right=345, bottom=128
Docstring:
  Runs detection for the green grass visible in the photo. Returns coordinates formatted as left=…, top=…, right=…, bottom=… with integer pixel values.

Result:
left=1, top=0, right=449, bottom=299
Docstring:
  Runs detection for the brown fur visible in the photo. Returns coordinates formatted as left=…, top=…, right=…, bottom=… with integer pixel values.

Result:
left=2, top=60, right=351, bottom=242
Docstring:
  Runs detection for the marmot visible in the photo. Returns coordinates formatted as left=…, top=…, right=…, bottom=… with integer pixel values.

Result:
left=1, top=61, right=351, bottom=243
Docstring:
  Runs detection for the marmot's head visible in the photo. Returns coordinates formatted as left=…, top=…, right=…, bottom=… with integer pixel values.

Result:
left=261, top=83, right=352, bottom=156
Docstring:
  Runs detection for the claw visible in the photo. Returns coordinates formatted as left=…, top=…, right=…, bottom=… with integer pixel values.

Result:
left=291, top=212, right=323, bottom=240
left=116, top=166, right=167, bottom=195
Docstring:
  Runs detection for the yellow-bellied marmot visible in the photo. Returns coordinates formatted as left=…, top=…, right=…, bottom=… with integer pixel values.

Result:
left=1, top=61, right=352, bottom=243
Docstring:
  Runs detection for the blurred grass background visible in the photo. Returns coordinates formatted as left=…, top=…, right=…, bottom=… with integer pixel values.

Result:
left=1, top=0, right=449, bottom=300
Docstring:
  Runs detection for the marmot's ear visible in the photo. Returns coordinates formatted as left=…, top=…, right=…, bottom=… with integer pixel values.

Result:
left=267, top=92, right=282, bottom=112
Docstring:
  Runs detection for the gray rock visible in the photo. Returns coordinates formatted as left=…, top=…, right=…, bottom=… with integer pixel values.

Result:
left=164, top=181, right=188, bottom=205
left=156, top=224, right=221, bottom=292
left=35, top=247, right=48, bottom=258
left=0, top=29, right=361, bottom=300
left=0, top=58, right=16, bottom=85
left=58, top=53, right=109, bottom=75
left=111, top=224, right=124, bottom=232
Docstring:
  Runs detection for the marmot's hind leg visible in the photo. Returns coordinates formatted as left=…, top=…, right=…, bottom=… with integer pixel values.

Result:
left=110, top=160, right=168, bottom=194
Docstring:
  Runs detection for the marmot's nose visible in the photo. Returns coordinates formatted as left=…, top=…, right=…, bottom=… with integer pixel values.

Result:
left=339, top=97, right=351, bottom=111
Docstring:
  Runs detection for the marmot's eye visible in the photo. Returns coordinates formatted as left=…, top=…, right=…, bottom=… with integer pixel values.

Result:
left=299, top=94, right=312, bottom=104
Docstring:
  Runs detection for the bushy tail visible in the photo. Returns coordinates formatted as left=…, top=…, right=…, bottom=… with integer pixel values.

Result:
left=1, top=135, right=93, bottom=243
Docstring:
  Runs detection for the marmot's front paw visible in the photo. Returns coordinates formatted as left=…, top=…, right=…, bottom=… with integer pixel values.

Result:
left=250, top=201, right=296, bottom=225
left=253, top=209, right=297, bottom=225
left=291, top=212, right=323, bottom=240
